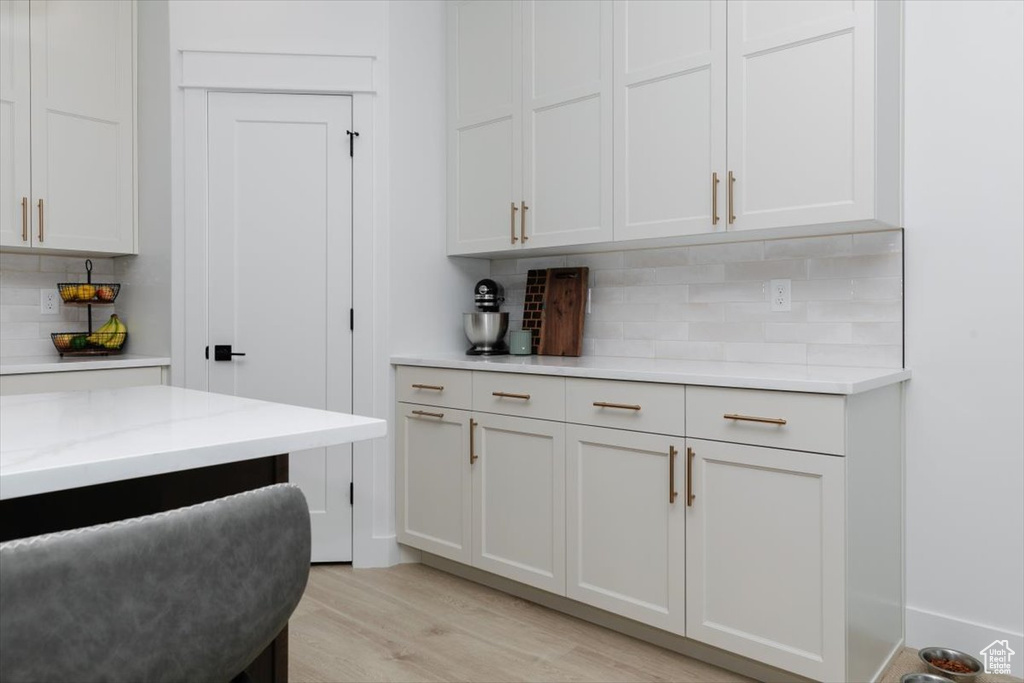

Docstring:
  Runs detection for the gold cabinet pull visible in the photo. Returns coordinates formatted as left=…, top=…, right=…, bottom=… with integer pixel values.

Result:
left=469, top=418, right=478, bottom=464
left=727, top=171, right=735, bottom=225
left=411, top=383, right=444, bottom=391
left=593, top=401, right=641, bottom=411
left=723, top=413, right=787, bottom=425
left=520, top=201, right=529, bottom=242
left=411, top=409, right=444, bottom=419
left=37, top=198, right=44, bottom=242
left=492, top=391, right=530, bottom=400
left=669, top=445, right=678, bottom=504
left=686, top=447, right=695, bottom=506
left=711, top=172, right=720, bottom=226
left=21, top=197, right=28, bottom=241
left=510, top=202, right=518, bottom=245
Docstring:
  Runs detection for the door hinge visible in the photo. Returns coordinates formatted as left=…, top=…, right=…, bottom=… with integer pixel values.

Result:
left=350, top=308, right=354, bottom=331
left=346, top=130, right=359, bottom=157
left=349, top=481, right=354, bottom=506
left=204, top=345, right=208, bottom=360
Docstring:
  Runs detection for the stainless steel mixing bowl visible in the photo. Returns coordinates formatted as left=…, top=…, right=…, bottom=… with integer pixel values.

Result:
left=464, top=312, right=509, bottom=351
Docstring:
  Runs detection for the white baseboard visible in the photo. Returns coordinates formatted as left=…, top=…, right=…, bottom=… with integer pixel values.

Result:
left=906, top=605, right=1023, bottom=678
left=352, top=533, right=401, bottom=568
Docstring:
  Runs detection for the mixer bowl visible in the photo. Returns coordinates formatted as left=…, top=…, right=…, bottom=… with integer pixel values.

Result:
left=464, top=312, right=509, bottom=350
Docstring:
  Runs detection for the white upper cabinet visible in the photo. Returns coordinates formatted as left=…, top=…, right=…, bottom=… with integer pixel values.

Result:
left=726, top=0, right=900, bottom=232
left=521, top=0, right=612, bottom=249
left=447, top=0, right=611, bottom=255
left=448, top=0, right=901, bottom=255
left=613, top=0, right=726, bottom=241
left=0, top=0, right=31, bottom=249
left=29, top=0, right=135, bottom=254
left=447, top=0, right=521, bottom=254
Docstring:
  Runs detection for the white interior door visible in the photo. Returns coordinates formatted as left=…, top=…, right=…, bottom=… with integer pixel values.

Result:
left=0, top=0, right=30, bottom=248
left=29, top=0, right=134, bottom=253
left=613, top=0, right=726, bottom=241
left=207, top=92, right=354, bottom=562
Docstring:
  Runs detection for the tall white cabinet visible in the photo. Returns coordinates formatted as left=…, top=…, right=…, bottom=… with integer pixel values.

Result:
left=0, top=0, right=135, bottom=254
left=447, top=0, right=902, bottom=256
left=726, top=0, right=901, bottom=232
left=447, top=0, right=612, bottom=255
left=613, top=0, right=726, bottom=241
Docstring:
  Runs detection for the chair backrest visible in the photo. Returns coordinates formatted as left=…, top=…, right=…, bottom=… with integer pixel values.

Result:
left=0, top=483, right=311, bottom=683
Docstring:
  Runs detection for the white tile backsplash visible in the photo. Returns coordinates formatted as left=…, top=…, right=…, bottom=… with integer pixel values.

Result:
left=493, top=231, right=904, bottom=368
left=0, top=253, right=116, bottom=358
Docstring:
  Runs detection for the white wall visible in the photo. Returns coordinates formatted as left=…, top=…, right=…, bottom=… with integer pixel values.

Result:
left=387, top=0, right=488, bottom=553
left=164, top=0, right=477, bottom=567
left=113, top=0, right=172, bottom=358
left=904, top=1, right=1024, bottom=673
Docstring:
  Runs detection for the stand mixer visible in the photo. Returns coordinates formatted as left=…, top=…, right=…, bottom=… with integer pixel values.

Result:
left=464, top=279, right=509, bottom=355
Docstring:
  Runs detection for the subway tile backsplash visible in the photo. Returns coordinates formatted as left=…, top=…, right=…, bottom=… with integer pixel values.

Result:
left=492, top=231, right=904, bottom=368
left=0, top=253, right=115, bottom=358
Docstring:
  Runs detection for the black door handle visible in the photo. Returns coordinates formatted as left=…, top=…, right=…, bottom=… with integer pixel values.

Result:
left=214, top=345, right=246, bottom=361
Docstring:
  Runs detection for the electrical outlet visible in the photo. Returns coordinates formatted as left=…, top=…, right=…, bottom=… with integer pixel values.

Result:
left=40, top=289, right=60, bottom=315
left=770, top=279, right=791, bottom=312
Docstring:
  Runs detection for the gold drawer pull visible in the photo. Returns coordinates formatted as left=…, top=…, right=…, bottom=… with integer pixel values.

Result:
left=593, top=401, right=641, bottom=411
left=510, top=202, right=518, bottom=244
left=492, top=391, right=530, bottom=400
left=686, top=447, right=695, bottom=506
left=469, top=418, right=478, bottom=464
left=669, top=445, right=678, bottom=504
left=411, top=383, right=444, bottom=391
left=411, top=409, right=444, bottom=419
left=21, top=197, right=28, bottom=241
left=723, top=413, right=787, bottom=426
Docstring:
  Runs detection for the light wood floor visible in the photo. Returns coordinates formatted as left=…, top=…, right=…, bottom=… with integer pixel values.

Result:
left=289, top=564, right=1019, bottom=683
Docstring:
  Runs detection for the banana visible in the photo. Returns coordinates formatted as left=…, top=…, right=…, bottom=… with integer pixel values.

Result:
left=88, top=314, right=127, bottom=348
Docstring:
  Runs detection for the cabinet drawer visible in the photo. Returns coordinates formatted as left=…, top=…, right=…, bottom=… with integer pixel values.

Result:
left=687, top=387, right=845, bottom=455
left=566, top=378, right=685, bottom=436
left=472, top=372, right=565, bottom=420
left=396, top=366, right=472, bottom=410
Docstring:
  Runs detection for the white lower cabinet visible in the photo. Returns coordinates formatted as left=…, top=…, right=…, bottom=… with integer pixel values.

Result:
left=685, top=438, right=846, bottom=682
left=473, top=413, right=565, bottom=594
left=566, top=425, right=685, bottom=635
left=395, top=404, right=473, bottom=564
left=395, top=366, right=903, bottom=683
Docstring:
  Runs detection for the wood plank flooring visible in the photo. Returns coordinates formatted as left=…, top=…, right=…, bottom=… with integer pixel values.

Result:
left=289, top=564, right=1022, bottom=683
left=289, top=564, right=750, bottom=682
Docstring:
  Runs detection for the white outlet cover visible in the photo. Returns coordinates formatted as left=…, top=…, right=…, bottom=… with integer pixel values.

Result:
left=770, top=279, right=792, bottom=312
left=40, top=289, right=60, bottom=315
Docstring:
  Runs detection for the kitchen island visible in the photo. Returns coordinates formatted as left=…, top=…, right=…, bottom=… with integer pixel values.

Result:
left=0, top=384, right=387, bottom=683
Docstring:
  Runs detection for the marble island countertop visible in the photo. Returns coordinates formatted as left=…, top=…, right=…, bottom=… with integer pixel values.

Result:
left=0, top=354, right=171, bottom=375
left=0, top=385, right=386, bottom=500
left=391, top=353, right=910, bottom=395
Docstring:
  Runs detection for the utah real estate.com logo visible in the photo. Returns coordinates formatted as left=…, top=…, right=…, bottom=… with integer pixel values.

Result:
left=979, top=639, right=1015, bottom=675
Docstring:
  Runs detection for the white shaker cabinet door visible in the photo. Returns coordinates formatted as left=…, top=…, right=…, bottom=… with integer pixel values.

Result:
left=473, top=413, right=565, bottom=594
left=29, top=0, right=134, bottom=254
left=613, top=0, right=726, bottom=241
left=396, top=405, right=473, bottom=564
left=520, top=0, right=612, bottom=249
left=447, top=0, right=522, bottom=255
left=0, top=0, right=30, bottom=248
left=686, top=438, right=846, bottom=682
left=726, top=0, right=875, bottom=231
left=566, top=425, right=686, bottom=635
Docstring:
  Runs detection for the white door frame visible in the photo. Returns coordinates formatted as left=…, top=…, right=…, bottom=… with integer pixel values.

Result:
left=176, top=50, right=391, bottom=566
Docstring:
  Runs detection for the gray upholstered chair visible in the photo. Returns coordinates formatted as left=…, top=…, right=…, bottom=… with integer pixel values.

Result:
left=0, top=483, right=311, bottom=683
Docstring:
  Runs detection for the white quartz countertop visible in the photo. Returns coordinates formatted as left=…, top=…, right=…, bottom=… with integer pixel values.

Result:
left=391, top=353, right=910, bottom=395
left=0, top=354, right=171, bottom=375
left=0, top=385, right=387, bottom=500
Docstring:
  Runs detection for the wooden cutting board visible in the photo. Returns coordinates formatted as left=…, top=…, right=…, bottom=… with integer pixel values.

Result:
left=537, top=267, right=588, bottom=356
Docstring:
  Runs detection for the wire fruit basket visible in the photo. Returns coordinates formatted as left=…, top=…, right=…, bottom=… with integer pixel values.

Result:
left=57, top=282, right=120, bottom=304
left=51, top=331, right=128, bottom=356
left=50, top=260, right=128, bottom=357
